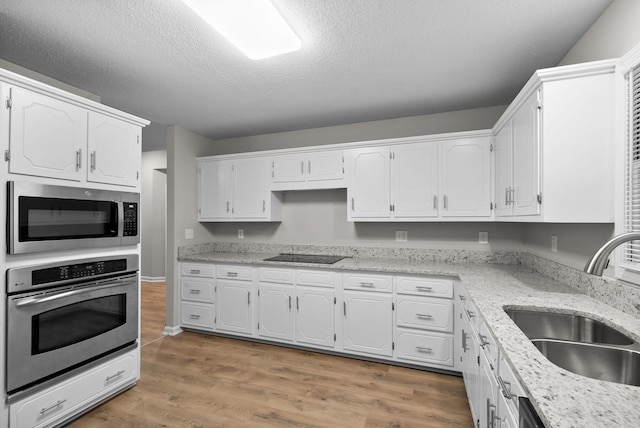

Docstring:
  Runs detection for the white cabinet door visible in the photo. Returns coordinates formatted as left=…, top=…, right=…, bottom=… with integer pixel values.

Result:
left=307, top=150, right=344, bottom=182
left=198, top=159, right=233, bottom=220
left=216, top=280, right=253, bottom=335
left=512, top=91, right=541, bottom=216
left=348, top=147, right=390, bottom=219
left=494, top=121, right=514, bottom=217
left=391, top=143, right=438, bottom=218
left=234, top=157, right=269, bottom=219
left=296, top=286, right=335, bottom=348
left=479, top=350, right=500, bottom=428
left=440, top=137, right=492, bottom=218
left=259, top=283, right=294, bottom=342
left=87, top=111, right=141, bottom=187
left=462, top=310, right=481, bottom=425
left=272, top=154, right=306, bottom=183
left=8, top=86, right=86, bottom=181
left=342, top=291, right=393, bottom=357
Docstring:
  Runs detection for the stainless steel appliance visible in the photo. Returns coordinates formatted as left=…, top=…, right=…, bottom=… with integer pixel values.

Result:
left=6, top=254, right=139, bottom=395
left=519, top=397, right=545, bottom=427
left=7, top=181, right=139, bottom=254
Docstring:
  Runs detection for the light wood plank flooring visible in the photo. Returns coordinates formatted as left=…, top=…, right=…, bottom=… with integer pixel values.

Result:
left=69, top=281, right=473, bottom=427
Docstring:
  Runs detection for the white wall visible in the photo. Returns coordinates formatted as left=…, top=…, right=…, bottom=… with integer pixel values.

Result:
left=141, top=150, right=167, bottom=280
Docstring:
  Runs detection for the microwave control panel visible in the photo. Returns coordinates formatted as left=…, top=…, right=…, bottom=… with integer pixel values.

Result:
left=123, top=202, right=138, bottom=237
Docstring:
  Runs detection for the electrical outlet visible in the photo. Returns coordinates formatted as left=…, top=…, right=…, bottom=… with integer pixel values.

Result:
left=238, top=229, right=244, bottom=239
left=551, top=235, right=558, bottom=252
left=479, top=231, right=489, bottom=244
left=395, top=231, right=408, bottom=242
left=185, top=228, right=194, bottom=240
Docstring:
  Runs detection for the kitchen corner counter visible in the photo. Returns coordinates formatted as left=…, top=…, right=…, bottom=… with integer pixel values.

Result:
left=178, top=250, right=640, bottom=428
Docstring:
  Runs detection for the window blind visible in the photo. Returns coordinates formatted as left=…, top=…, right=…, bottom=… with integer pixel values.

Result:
left=622, top=65, right=640, bottom=267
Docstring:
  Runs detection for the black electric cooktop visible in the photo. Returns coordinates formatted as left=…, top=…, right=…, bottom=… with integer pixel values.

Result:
left=263, top=253, right=348, bottom=264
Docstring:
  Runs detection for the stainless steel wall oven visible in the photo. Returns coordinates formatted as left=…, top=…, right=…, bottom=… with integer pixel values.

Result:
left=7, top=181, right=139, bottom=254
left=5, top=255, right=139, bottom=396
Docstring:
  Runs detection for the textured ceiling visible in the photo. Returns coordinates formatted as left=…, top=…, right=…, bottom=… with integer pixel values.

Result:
left=0, top=0, right=612, bottom=141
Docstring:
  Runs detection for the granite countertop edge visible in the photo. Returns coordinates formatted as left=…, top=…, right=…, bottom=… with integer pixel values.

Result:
left=178, top=251, right=640, bottom=428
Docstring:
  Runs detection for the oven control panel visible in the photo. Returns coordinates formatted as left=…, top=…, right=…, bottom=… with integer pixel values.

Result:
left=6, top=254, right=139, bottom=293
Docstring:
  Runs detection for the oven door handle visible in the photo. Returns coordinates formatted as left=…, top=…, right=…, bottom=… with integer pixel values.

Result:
left=15, top=279, right=132, bottom=308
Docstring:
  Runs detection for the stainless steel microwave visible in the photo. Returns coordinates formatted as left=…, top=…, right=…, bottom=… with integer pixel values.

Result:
left=7, top=181, right=139, bottom=254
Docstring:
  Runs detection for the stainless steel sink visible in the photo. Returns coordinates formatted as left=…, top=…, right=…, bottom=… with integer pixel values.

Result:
left=532, top=339, right=640, bottom=386
left=504, top=308, right=634, bottom=345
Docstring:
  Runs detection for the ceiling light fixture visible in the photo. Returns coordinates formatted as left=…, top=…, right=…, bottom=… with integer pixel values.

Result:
left=182, top=0, right=301, bottom=60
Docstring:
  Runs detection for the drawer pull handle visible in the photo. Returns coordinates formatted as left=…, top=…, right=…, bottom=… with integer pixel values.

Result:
left=106, top=370, right=126, bottom=382
left=497, top=376, right=514, bottom=399
left=359, top=282, right=375, bottom=288
left=459, top=294, right=466, bottom=301
left=189, top=289, right=201, bottom=294
left=416, top=346, right=433, bottom=353
left=190, top=269, right=201, bottom=274
left=190, top=314, right=201, bottom=320
left=479, top=334, right=490, bottom=347
left=40, top=399, right=67, bottom=415
left=465, top=309, right=476, bottom=319
left=416, top=286, right=433, bottom=292
left=226, top=272, right=238, bottom=277
left=416, top=313, right=433, bottom=320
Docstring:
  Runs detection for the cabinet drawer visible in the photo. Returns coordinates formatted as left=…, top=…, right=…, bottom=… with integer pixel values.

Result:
left=343, top=273, right=392, bottom=292
left=396, top=276, right=453, bottom=298
left=180, top=277, right=215, bottom=303
left=259, top=267, right=294, bottom=284
left=296, top=270, right=335, bottom=288
left=181, top=302, right=215, bottom=330
left=180, top=263, right=214, bottom=277
left=396, top=297, right=453, bottom=333
left=10, top=351, right=138, bottom=428
left=217, top=265, right=253, bottom=281
left=396, top=329, right=454, bottom=367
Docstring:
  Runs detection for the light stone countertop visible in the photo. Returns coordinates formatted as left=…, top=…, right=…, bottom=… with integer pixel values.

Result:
left=178, top=250, right=640, bottom=428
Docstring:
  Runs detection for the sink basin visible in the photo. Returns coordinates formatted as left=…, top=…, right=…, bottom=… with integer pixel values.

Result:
left=532, top=339, right=640, bottom=386
left=504, top=309, right=634, bottom=345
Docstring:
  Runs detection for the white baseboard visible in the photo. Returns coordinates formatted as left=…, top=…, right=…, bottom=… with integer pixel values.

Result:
left=163, top=326, right=183, bottom=336
left=141, top=276, right=166, bottom=282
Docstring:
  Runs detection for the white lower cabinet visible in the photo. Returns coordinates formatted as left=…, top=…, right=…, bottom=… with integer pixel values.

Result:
left=396, top=330, right=454, bottom=366
left=295, top=286, right=335, bottom=348
left=342, top=290, right=393, bottom=357
left=216, top=279, right=253, bottom=335
left=10, top=350, right=138, bottom=428
left=180, top=263, right=215, bottom=331
left=259, top=283, right=295, bottom=342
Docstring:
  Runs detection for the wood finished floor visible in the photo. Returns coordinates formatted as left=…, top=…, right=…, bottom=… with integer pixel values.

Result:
left=69, top=281, right=473, bottom=428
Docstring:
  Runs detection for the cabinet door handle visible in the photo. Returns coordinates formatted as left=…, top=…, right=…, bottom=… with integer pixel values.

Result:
left=351, top=197, right=355, bottom=211
left=308, top=160, right=311, bottom=174
left=416, top=346, right=432, bottom=353
left=510, top=188, right=515, bottom=204
left=76, top=148, right=82, bottom=170
left=288, top=295, right=292, bottom=311
left=416, top=313, right=433, bottom=320
left=498, top=375, right=514, bottom=399
left=105, top=370, right=125, bottom=382
left=40, top=399, right=67, bottom=415
left=462, top=329, right=468, bottom=352
left=416, top=286, right=432, bottom=292
left=296, top=296, right=299, bottom=311
left=433, top=195, right=437, bottom=210
left=465, top=308, right=476, bottom=319
left=90, top=150, right=97, bottom=172
left=301, top=161, right=304, bottom=174
left=505, top=187, right=510, bottom=205
left=479, top=333, right=490, bottom=347
left=459, top=294, right=466, bottom=301
left=343, top=301, right=347, bottom=317
left=247, top=291, right=251, bottom=305
left=443, top=194, right=448, bottom=210
left=487, top=400, right=497, bottom=428
left=263, top=200, right=266, bottom=213
left=226, top=201, right=230, bottom=213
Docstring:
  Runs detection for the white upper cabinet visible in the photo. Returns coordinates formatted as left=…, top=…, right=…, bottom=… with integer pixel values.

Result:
left=493, top=59, right=616, bottom=222
left=347, top=146, right=391, bottom=219
left=6, top=86, right=86, bottom=181
left=198, top=156, right=282, bottom=222
left=2, top=78, right=148, bottom=187
left=87, top=111, right=141, bottom=187
left=347, top=133, right=493, bottom=221
left=439, top=136, right=492, bottom=218
left=271, top=149, right=345, bottom=190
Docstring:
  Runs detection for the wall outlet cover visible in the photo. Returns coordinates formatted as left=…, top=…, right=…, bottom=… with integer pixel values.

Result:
left=551, top=235, right=558, bottom=252
left=395, top=231, right=408, bottom=242
left=479, top=231, right=489, bottom=244
left=185, top=228, right=194, bottom=240
left=238, top=229, right=244, bottom=239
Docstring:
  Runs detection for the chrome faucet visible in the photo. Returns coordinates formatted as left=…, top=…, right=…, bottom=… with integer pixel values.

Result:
left=584, top=232, right=640, bottom=276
